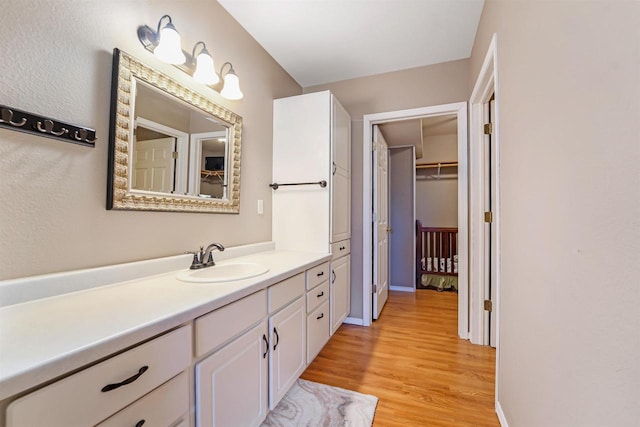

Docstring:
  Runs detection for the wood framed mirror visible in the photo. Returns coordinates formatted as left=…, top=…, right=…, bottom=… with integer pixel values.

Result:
left=107, top=48, right=242, bottom=213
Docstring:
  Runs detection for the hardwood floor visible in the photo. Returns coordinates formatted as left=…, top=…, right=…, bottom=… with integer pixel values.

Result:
left=301, top=290, right=499, bottom=426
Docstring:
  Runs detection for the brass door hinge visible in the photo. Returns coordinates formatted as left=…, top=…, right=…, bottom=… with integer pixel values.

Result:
left=484, top=211, right=493, bottom=223
left=484, top=300, right=493, bottom=311
left=172, top=152, right=179, bottom=159
left=484, top=123, right=492, bottom=135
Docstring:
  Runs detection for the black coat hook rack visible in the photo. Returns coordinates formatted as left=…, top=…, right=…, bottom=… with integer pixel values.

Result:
left=0, top=104, right=96, bottom=147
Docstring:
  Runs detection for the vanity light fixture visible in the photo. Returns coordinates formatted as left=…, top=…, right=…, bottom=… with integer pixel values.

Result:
left=137, top=15, right=243, bottom=100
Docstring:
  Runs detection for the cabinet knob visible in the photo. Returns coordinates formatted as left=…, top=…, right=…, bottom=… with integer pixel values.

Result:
left=317, top=271, right=324, bottom=277
left=317, top=313, right=324, bottom=320
left=135, top=421, right=146, bottom=427
left=317, top=291, right=324, bottom=298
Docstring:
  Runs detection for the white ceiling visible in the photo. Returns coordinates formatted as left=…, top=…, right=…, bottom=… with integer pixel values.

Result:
left=218, top=0, right=485, bottom=87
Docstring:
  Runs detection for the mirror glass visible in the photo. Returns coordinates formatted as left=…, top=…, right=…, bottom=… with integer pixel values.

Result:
left=108, top=49, right=242, bottom=213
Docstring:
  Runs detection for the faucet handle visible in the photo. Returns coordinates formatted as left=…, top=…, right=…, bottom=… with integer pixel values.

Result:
left=185, top=251, right=203, bottom=270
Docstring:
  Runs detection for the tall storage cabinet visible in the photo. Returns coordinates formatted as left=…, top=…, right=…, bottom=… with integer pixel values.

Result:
left=273, top=90, right=351, bottom=337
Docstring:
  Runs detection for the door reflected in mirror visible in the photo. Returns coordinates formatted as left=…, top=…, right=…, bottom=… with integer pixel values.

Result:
left=133, top=82, right=230, bottom=200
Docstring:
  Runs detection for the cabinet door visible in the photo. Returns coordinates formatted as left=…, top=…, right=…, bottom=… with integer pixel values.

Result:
left=331, top=255, right=351, bottom=335
left=196, top=321, right=269, bottom=427
left=269, top=297, right=306, bottom=410
left=331, top=96, right=351, bottom=243
left=331, top=170, right=350, bottom=243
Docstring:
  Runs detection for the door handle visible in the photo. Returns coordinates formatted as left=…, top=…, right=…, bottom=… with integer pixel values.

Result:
left=273, top=328, right=280, bottom=351
left=262, top=334, right=269, bottom=358
left=101, top=366, right=149, bottom=392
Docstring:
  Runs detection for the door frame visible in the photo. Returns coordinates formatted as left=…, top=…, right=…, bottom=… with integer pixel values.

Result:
left=362, top=102, right=468, bottom=338
left=469, top=32, right=503, bottom=420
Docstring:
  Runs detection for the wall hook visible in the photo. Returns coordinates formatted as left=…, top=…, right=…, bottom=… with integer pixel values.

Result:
left=73, top=128, right=97, bottom=143
left=0, top=108, right=27, bottom=127
left=37, top=119, right=68, bottom=136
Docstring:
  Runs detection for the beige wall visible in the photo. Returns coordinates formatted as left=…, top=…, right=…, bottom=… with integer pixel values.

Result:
left=304, top=59, right=468, bottom=319
left=470, top=1, right=640, bottom=425
left=416, top=133, right=458, bottom=228
left=0, top=0, right=301, bottom=280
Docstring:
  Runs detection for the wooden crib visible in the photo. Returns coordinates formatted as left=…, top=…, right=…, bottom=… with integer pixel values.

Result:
left=416, top=220, right=459, bottom=291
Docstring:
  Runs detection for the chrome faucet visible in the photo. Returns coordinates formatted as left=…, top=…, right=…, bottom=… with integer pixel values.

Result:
left=188, top=243, right=225, bottom=269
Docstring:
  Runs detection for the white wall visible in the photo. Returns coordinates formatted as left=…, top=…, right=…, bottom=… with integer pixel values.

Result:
left=0, top=0, right=301, bottom=280
left=470, top=1, right=640, bottom=425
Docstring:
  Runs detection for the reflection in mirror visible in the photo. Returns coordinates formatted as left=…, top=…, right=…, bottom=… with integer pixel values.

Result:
left=108, top=49, right=242, bottom=213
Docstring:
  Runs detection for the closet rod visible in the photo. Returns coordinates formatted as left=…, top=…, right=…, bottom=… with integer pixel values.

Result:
left=269, top=180, right=327, bottom=190
left=416, top=161, right=458, bottom=169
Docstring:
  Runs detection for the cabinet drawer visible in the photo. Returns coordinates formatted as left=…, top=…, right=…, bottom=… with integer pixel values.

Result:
left=196, top=290, right=267, bottom=357
left=305, top=262, right=330, bottom=290
left=6, top=326, right=191, bottom=427
left=97, top=372, right=189, bottom=427
left=331, top=239, right=350, bottom=260
left=306, top=280, right=329, bottom=314
left=268, top=273, right=305, bottom=313
left=307, top=301, right=330, bottom=365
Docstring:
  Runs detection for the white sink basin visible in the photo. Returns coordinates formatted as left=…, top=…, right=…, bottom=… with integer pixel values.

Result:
left=176, top=262, right=269, bottom=283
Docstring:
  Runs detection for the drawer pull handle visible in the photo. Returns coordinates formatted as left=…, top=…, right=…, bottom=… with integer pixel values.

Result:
left=101, top=366, right=149, bottom=392
left=340, top=246, right=345, bottom=250
left=317, top=291, right=324, bottom=298
left=332, top=270, right=336, bottom=284
left=262, top=334, right=269, bottom=359
left=135, top=420, right=146, bottom=427
left=317, top=271, right=324, bottom=277
left=317, top=313, right=324, bottom=320
left=273, top=327, right=280, bottom=351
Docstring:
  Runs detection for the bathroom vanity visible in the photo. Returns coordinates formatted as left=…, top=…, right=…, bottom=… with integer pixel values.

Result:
left=0, top=244, right=332, bottom=427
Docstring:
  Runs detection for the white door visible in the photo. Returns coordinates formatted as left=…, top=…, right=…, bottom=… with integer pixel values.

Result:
left=373, top=126, right=389, bottom=320
left=195, top=322, right=269, bottom=427
left=132, top=137, right=175, bottom=192
left=269, top=297, right=306, bottom=410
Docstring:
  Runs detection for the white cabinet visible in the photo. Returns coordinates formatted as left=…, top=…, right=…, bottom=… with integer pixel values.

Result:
left=273, top=90, right=352, bottom=340
left=268, top=297, right=306, bottom=409
left=331, top=251, right=351, bottom=335
left=6, top=326, right=191, bottom=427
left=273, top=90, right=351, bottom=253
left=196, top=322, right=269, bottom=427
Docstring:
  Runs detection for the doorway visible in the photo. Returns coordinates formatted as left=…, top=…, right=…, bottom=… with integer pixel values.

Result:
left=362, top=102, right=469, bottom=338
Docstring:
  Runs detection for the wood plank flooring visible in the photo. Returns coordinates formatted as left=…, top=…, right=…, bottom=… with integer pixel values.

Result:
left=301, top=290, right=499, bottom=426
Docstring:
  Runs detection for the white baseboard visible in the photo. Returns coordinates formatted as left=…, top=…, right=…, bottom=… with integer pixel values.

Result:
left=389, top=285, right=415, bottom=292
left=343, top=316, right=364, bottom=326
left=496, top=400, right=508, bottom=426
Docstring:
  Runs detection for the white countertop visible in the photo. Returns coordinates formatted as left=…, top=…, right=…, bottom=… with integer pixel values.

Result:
left=0, top=250, right=331, bottom=401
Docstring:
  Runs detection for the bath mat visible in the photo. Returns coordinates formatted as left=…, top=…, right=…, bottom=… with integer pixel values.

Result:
left=261, top=378, right=378, bottom=427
